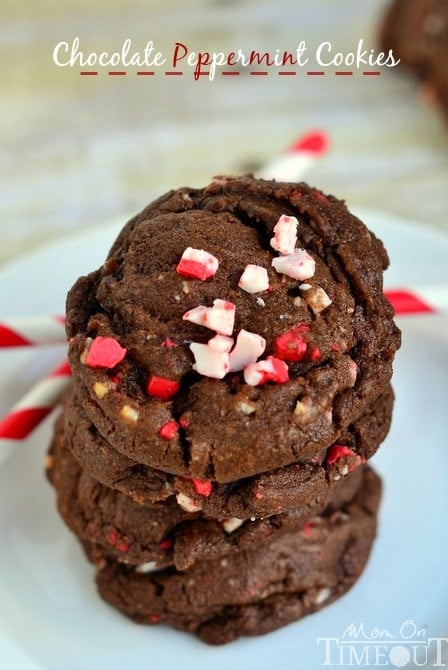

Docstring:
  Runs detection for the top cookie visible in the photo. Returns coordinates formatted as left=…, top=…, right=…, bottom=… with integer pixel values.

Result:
left=66, top=176, right=400, bottom=483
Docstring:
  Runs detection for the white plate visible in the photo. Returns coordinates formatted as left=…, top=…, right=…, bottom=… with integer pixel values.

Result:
left=0, top=210, right=447, bottom=670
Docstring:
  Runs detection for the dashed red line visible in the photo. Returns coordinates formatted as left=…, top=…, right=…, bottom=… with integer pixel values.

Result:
left=250, top=71, right=268, bottom=76
left=108, top=71, right=126, bottom=76
left=278, top=71, right=296, bottom=76
left=335, top=71, right=353, bottom=76
left=137, top=71, right=155, bottom=76
left=307, top=71, right=325, bottom=76
left=80, top=71, right=98, bottom=76
left=222, top=71, right=240, bottom=76
left=165, top=71, right=183, bottom=76
left=363, top=71, right=381, bottom=76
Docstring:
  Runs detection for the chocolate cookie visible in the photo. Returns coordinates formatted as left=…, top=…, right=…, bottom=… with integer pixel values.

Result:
left=64, top=383, right=393, bottom=519
left=380, top=0, right=448, bottom=118
left=48, top=411, right=373, bottom=570
left=94, top=467, right=381, bottom=644
left=66, top=176, right=400, bottom=483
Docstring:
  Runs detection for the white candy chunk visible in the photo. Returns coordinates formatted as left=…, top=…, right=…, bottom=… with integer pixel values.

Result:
left=176, top=247, right=219, bottom=280
left=228, top=329, right=266, bottom=372
left=304, top=286, right=332, bottom=314
left=119, top=405, right=139, bottom=422
left=176, top=492, right=202, bottom=513
left=270, top=214, right=298, bottom=255
left=238, top=264, right=269, bottom=294
left=135, top=561, right=158, bottom=574
left=208, top=334, right=234, bottom=353
left=183, top=299, right=235, bottom=336
left=272, top=249, right=316, bottom=280
left=237, top=400, right=257, bottom=415
left=222, top=517, right=244, bottom=534
left=203, top=299, right=235, bottom=335
left=190, top=342, right=230, bottom=378
left=315, top=587, right=332, bottom=605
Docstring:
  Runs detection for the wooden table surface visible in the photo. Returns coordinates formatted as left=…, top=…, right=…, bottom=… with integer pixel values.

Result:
left=1, top=0, right=448, bottom=269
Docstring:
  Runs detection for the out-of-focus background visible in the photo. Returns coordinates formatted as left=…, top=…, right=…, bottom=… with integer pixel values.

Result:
left=1, top=0, right=448, bottom=267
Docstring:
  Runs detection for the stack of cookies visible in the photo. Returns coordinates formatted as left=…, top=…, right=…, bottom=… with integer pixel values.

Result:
left=47, top=176, right=400, bottom=644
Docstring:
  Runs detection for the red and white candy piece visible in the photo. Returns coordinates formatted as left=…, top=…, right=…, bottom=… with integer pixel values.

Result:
left=0, top=361, right=72, bottom=440
left=272, top=249, right=315, bottom=281
left=325, top=445, right=363, bottom=479
left=270, top=215, right=298, bottom=255
left=176, top=247, right=219, bottom=281
left=228, top=329, right=266, bottom=372
left=190, top=342, right=230, bottom=379
left=85, top=336, right=127, bottom=369
left=244, top=356, right=289, bottom=386
left=183, top=299, right=236, bottom=336
left=238, top=264, right=269, bottom=294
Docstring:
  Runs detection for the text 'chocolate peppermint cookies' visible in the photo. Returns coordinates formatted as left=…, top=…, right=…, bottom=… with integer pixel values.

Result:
left=48, top=175, right=401, bottom=644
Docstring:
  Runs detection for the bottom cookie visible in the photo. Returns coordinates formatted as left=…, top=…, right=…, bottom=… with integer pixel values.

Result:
left=95, top=467, right=381, bottom=645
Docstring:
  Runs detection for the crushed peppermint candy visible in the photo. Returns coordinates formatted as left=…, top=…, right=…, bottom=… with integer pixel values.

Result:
left=238, top=264, right=269, bottom=294
left=272, top=249, right=315, bottom=281
left=325, top=445, right=362, bottom=479
left=274, top=324, right=310, bottom=362
left=191, top=478, right=213, bottom=497
left=208, top=334, right=234, bottom=353
left=158, top=421, right=179, bottom=440
left=176, top=492, right=202, bottom=513
left=183, top=299, right=235, bottom=336
left=85, top=336, right=126, bottom=369
left=176, top=247, right=219, bottom=281
left=271, top=214, right=299, bottom=255
left=270, top=215, right=298, bottom=255
left=159, top=538, right=173, bottom=551
left=147, top=375, right=180, bottom=400
left=190, top=342, right=230, bottom=378
left=228, top=329, right=266, bottom=372
left=244, top=355, right=289, bottom=386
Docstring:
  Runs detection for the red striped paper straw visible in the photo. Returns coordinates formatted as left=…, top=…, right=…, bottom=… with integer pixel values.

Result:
left=384, top=286, right=447, bottom=316
left=258, top=130, right=329, bottom=181
left=0, top=361, right=71, bottom=440
left=0, top=315, right=65, bottom=347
